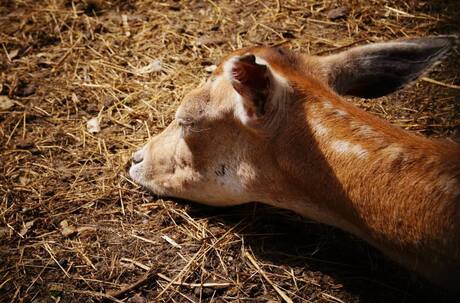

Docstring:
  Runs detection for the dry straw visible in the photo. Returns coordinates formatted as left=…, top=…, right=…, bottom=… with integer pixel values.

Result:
left=1, top=0, right=458, bottom=302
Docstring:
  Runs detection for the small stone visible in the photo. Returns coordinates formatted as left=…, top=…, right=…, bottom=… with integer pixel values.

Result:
left=19, top=220, right=35, bottom=237
left=136, top=59, right=162, bottom=74
left=16, top=140, right=35, bottom=149
left=16, top=83, right=36, bottom=97
left=8, top=48, right=19, bottom=60
left=327, top=6, right=349, bottom=20
left=60, top=220, right=77, bottom=237
left=86, top=117, right=101, bottom=133
left=0, top=95, right=14, bottom=110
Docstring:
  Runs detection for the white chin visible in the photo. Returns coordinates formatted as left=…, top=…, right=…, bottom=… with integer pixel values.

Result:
left=128, top=163, right=167, bottom=196
left=129, top=163, right=142, bottom=183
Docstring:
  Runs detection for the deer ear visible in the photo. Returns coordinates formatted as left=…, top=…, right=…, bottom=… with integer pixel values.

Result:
left=224, top=54, right=271, bottom=126
left=319, top=36, right=456, bottom=99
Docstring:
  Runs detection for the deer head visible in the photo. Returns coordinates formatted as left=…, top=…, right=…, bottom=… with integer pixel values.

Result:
left=129, top=36, right=456, bottom=208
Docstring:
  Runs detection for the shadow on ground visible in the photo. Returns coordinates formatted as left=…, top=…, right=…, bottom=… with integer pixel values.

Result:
left=186, top=201, right=457, bottom=303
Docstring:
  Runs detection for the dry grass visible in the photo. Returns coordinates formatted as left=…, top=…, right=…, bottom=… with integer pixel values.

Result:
left=0, top=0, right=459, bottom=302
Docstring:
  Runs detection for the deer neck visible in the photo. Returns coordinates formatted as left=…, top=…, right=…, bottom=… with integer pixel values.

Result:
left=272, top=93, right=460, bottom=251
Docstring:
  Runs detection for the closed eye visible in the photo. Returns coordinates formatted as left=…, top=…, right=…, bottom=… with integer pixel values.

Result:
left=177, top=118, right=210, bottom=135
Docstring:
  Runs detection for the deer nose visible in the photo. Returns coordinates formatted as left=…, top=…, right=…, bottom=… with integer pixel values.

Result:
left=132, top=149, right=144, bottom=164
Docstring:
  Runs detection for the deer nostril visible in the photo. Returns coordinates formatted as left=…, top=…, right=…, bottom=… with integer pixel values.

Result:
left=132, top=149, right=144, bottom=164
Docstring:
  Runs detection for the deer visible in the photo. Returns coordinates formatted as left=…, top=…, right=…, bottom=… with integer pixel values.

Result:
left=129, top=36, right=460, bottom=290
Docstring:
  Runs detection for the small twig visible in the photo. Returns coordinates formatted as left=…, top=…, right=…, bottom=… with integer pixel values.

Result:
left=322, top=292, right=346, bottom=303
left=385, top=6, right=415, bottom=17
left=421, top=77, right=460, bottom=90
left=157, top=273, right=230, bottom=289
left=244, top=251, right=294, bottom=303
left=76, top=248, right=97, bottom=271
left=122, top=14, right=131, bottom=37
left=118, top=258, right=231, bottom=290
left=156, top=249, right=201, bottom=298
left=52, top=35, right=83, bottom=72
left=161, top=234, right=182, bottom=248
left=120, top=257, right=150, bottom=271
left=43, top=243, right=70, bottom=278
left=25, top=259, right=52, bottom=294
left=131, top=233, right=157, bottom=245
left=105, top=267, right=158, bottom=301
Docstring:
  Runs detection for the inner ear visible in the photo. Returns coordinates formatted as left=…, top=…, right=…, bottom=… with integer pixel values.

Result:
left=230, top=54, right=271, bottom=118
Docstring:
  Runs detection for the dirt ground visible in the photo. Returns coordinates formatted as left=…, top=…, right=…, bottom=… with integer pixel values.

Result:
left=1, top=0, right=459, bottom=302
